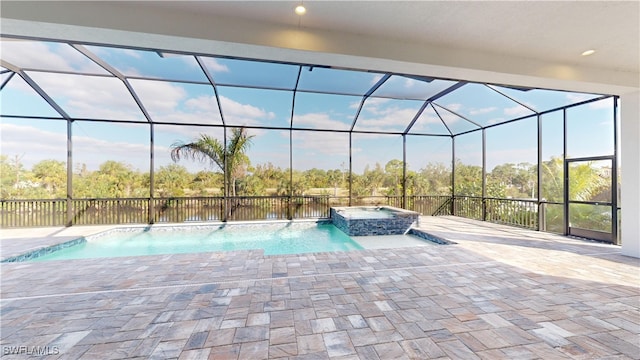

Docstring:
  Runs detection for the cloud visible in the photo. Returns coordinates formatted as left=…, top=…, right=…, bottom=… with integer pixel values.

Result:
left=442, top=103, right=462, bottom=112
left=293, top=112, right=351, bottom=130
left=1, top=40, right=105, bottom=73
left=130, top=79, right=187, bottom=113
left=72, top=133, right=151, bottom=171
left=469, top=107, right=497, bottom=115
left=129, top=80, right=225, bottom=124
left=355, top=99, right=420, bottom=131
left=370, top=74, right=383, bottom=86
left=363, top=97, right=391, bottom=110
left=486, top=147, right=537, bottom=170
left=566, top=93, right=594, bottom=104
left=566, top=93, right=612, bottom=109
left=292, top=132, right=349, bottom=156
left=84, top=46, right=144, bottom=76
left=112, top=48, right=142, bottom=59
left=185, top=95, right=219, bottom=113
left=408, top=109, right=451, bottom=133
left=27, top=72, right=145, bottom=120
left=201, top=57, right=230, bottom=73
left=349, top=100, right=363, bottom=110
left=155, top=124, right=221, bottom=141
left=0, top=122, right=150, bottom=171
left=4, top=75, right=34, bottom=93
left=1, top=123, right=67, bottom=165
left=486, top=118, right=505, bottom=125
left=404, top=78, right=417, bottom=88
left=219, top=95, right=276, bottom=126
left=290, top=132, right=349, bottom=169
left=588, top=98, right=613, bottom=109
left=503, top=105, right=532, bottom=117
left=437, top=109, right=462, bottom=124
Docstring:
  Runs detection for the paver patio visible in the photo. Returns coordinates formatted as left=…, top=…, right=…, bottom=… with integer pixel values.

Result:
left=1, top=216, right=638, bottom=359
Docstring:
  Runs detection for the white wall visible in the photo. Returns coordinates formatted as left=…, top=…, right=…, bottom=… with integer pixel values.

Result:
left=621, top=91, right=640, bottom=258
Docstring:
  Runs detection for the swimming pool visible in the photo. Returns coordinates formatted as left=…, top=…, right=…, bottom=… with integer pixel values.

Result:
left=24, top=221, right=364, bottom=262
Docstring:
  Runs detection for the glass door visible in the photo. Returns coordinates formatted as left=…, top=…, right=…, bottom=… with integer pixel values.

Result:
left=565, top=157, right=616, bottom=243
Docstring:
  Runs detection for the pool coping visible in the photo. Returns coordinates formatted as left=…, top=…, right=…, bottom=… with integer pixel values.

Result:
left=407, top=228, right=456, bottom=245
left=1, top=237, right=88, bottom=263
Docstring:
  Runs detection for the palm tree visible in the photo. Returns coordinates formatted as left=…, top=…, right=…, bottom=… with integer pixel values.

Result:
left=170, top=127, right=254, bottom=197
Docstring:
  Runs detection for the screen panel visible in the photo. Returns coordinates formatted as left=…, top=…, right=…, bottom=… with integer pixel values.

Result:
left=129, top=79, right=222, bottom=125
left=85, top=45, right=207, bottom=82
left=454, top=130, right=483, bottom=196
left=406, top=135, right=452, bottom=196
left=352, top=133, right=403, bottom=199
left=217, top=87, right=293, bottom=128
left=1, top=118, right=67, bottom=199
left=485, top=117, right=537, bottom=199
left=72, top=121, right=150, bottom=198
left=566, top=98, right=614, bottom=159
left=27, top=72, right=146, bottom=121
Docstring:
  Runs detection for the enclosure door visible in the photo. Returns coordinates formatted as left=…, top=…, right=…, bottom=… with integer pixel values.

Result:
left=565, top=157, right=616, bottom=243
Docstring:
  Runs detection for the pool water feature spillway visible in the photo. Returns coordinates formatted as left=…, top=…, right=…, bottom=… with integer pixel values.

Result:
left=330, top=206, right=420, bottom=236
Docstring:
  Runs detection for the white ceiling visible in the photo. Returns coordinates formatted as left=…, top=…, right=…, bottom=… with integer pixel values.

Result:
left=149, top=1, right=639, bottom=73
left=1, top=1, right=638, bottom=95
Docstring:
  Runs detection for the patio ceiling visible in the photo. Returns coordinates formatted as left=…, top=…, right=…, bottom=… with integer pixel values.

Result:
left=0, top=38, right=606, bottom=136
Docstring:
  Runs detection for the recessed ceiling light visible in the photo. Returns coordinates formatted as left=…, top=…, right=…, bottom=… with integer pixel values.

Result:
left=581, top=49, right=596, bottom=56
left=295, top=5, right=306, bottom=15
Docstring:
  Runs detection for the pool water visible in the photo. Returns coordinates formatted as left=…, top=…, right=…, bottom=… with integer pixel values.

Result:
left=336, top=207, right=394, bottom=219
left=31, top=222, right=363, bottom=261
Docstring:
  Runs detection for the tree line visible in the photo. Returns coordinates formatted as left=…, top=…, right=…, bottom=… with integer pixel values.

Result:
left=2, top=153, right=610, bottom=203
left=1, top=127, right=612, bottom=206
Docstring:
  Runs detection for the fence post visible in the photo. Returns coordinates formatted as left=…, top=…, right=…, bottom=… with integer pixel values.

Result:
left=482, top=198, right=487, bottom=222
left=450, top=196, right=455, bottom=216
left=117, top=199, right=121, bottom=224
left=539, top=202, right=546, bottom=231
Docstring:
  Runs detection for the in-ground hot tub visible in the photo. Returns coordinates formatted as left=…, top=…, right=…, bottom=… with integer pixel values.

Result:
left=330, top=206, right=420, bottom=236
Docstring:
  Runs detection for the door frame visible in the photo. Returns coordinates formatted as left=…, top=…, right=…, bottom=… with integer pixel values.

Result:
left=564, top=155, right=617, bottom=243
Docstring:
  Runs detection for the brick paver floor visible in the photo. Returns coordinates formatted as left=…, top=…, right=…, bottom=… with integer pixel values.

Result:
left=1, top=216, right=638, bottom=359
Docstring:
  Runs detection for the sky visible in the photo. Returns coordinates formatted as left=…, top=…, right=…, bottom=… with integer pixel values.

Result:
left=0, top=39, right=617, bottom=175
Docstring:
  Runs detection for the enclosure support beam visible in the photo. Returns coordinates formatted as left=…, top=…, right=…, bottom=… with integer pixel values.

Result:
left=611, top=97, right=619, bottom=245
left=451, top=136, right=456, bottom=216
left=349, top=132, right=353, bottom=207
left=537, top=114, right=544, bottom=231
left=149, top=123, right=155, bottom=224
left=223, top=128, right=228, bottom=221
left=289, top=129, right=293, bottom=220
left=481, top=129, right=487, bottom=221
left=562, top=109, right=569, bottom=236
left=402, top=134, right=407, bottom=209
left=66, top=119, right=73, bottom=227
left=621, top=91, right=640, bottom=258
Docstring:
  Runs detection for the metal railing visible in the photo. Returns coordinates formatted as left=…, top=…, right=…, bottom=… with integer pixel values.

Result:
left=450, top=196, right=539, bottom=230
left=484, top=197, right=538, bottom=230
left=153, top=197, right=224, bottom=223
left=72, top=198, right=150, bottom=225
left=410, top=195, right=452, bottom=216
left=352, top=196, right=402, bottom=207
left=1, top=196, right=349, bottom=227
left=0, top=195, right=546, bottom=229
left=0, top=199, right=67, bottom=227
left=0, top=195, right=616, bottom=243
left=453, top=196, right=484, bottom=221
